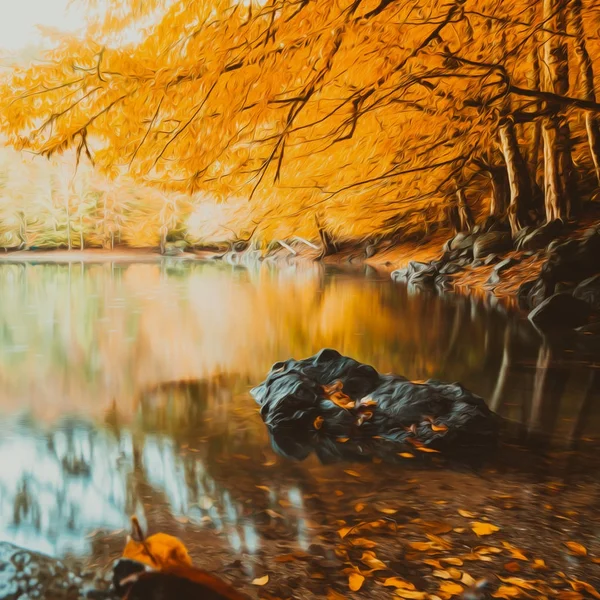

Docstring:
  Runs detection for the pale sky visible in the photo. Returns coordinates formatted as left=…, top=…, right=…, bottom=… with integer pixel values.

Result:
left=0, top=0, right=87, bottom=51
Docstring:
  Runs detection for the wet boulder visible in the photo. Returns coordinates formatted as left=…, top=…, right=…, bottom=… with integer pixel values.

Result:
left=473, top=232, right=512, bottom=260
left=251, top=349, right=499, bottom=457
left=515, top=220, right=563, bottom=252
left=573, top=274, right=600, bottom=311
left=528, top=293, right=591, bottom=331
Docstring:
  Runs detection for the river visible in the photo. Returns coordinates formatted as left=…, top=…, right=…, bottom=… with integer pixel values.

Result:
left=0, top=259, right=598, bottom=596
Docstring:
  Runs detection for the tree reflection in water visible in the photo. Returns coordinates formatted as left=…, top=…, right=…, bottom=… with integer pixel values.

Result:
left=0, top=260, right=597, bottom=558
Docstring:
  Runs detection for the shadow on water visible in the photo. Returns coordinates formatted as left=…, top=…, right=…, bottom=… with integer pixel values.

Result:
left=0, top=259, right=598, bottom=561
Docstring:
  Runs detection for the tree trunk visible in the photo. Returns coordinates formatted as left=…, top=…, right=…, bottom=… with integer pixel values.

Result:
left=445, top=202, right=461, bottom=234
left=542, top=0, right=578, bottom=220
left=489, top=166, right=509, bottom=217
left=569, top=0, right=600, bottom=185
left=79, top=215, right=84, bottom=250
left=499, top=117, right=534, bottom=233
left=315, top=215, right=336, bottom=259
left=527, top=5, right=543, bottom=185
left=65, top=202, right=72, bottom=250
left=456, top=187, right=474, bottom=232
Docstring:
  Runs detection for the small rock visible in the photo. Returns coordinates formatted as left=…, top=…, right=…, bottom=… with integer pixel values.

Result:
left=473, top=231, right=512, bottom=259
left=528, top=293, right=591, bottom=331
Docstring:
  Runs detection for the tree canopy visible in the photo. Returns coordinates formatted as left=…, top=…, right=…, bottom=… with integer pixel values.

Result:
left=1, top=0, right=600, bottom=247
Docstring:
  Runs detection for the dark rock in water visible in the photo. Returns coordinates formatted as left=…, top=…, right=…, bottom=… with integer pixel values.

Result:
left=528, top=293, right=591, bottom=331
left=473, top=232, right=512, bottom=260
left=512, top=225, right=532, bottom=248
left=251, top=349, right=499, bottom=460
left=364, top=243, right=377, bottom=258
left=484, top=254, right=499, bottom=265
left=435, top=274, right=452, bottom=291
left=471, top=260, right=483, bottom=268
left=232, top=240, right=248, bottom=252
left=391, top=267, right=408, bottom=282
left=0, top=542, right=115, bottom=600
left=573, top=274, right=600, bottom=311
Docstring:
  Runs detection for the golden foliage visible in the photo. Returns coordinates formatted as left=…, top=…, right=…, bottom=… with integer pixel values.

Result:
left=2, top=0, right=600, bottom=242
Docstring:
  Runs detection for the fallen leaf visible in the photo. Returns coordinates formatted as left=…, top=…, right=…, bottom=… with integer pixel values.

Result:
left=256, top=485, right=270, bottom=492
left=395, top=591, right=428, bottom=600
left=335, top=490, right=344, bottom=497
left=274, top=554, right=296, bottom=563
left=532, top=559, right=547, bottom=571
left=336, top=437, right=349, bottom=443
left=443, top=558, right=463, bottom=566
left=472, top=522, right=500, bottom=536
left=461, top=573, right=476, bottom=587
left=360, top=397, right=378, bottom=407
left=502, top=542, right=528, bottom=561
left=350, top=538, right=377, bottom=549
left=415, top=446, right=441, bottom=453
left=423, top=521, right=453, bottom=535
left=431, top=423, right=449, bottom=432
left=398, top=452, right=414, bottom=459
left=564, top=541, right=587, bottom=556
left=410, top=541, right=433, bottom=552
left=384, top=577, right=416, bottom=590
left=311, top=573, right=326, bottom=579
left=349, top=573, right=365, bottom=591
left=314, top=416, right=324, bottom=430
left=355, top=503, right=366, bottom=513
left=458, top=510, right=475, bottom=518
left=338, top=527, right=353, bottom=539
left=439, top=581, right=464, bottom=596
left=569, top=579, right=600, bottom=600
left=265, top=509, right=283, bottom=519
left=433, top=570, right=453, bottom=580
left=497, top=577, right=538, bottom=591
left=447, top=568, right=461, bottom=580
left=378, top=507, right=398, bottom=515
left=326, top=589, right=346, bottom=600
left=360, top=550, right=387, bottom=570
left=558, top=593, right=583, bottom=600
left=252, top=575, right=269, bottom=586
left=453, top=528, right=466, bottom=534
left=504, top=562, right=521, bottom=573
left=492, top=585, right=522, bottom=599
left=344, top=469, right=361, bottom=478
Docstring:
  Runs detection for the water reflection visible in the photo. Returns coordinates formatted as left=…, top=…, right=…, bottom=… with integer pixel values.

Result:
left=0, top=260, right=598, bottom=558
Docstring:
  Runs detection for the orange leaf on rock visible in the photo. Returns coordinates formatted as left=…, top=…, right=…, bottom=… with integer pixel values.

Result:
left=344, top=469, right=361, bottom=478
left=431, top=423, right=449, bottom=432
left=349, top=573, right=365, bottom=591
left=252, top=575, right=269, bottom=586
left=458, top=510, right=475, bottom=518
left=360, top=550, right=387, bottom=570
left=504, top=562, right=521, bottom=573
left=433, top=570, right=453, bottom=580
left=313, top=416, right=324, bottom=430
left=398, top=453, right=414, bottom=458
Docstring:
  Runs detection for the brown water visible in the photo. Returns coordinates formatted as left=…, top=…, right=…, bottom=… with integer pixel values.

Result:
left=0, top=259, right=599, bottom=593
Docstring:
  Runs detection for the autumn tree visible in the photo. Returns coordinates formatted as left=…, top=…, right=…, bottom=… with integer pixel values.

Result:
left=1, top=0, right=600, bottom=248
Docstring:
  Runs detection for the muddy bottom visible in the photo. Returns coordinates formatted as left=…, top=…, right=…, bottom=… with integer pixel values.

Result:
left=80, top=434, right=600, bottom=600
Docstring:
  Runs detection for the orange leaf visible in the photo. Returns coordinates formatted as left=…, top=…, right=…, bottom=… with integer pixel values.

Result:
left=349, top=573, right=365, bottom=591
left=564, top=541, right=587, bottom=556
left=383, top=577, right=415, bottom=590
left=344, top=469, right=361, bottom=477
left=252, top=575, right=269, bottom=586
left=471, top=522, right=500, bottom=536
left=398, top=452, right=414, bottom=458
left=431, top=423, right=448, bottom=432
left=313, top=416, right=324, bottom=430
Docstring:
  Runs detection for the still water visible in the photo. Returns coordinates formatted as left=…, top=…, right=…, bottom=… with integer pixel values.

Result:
left=0, top=260, right=598, bottom=562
